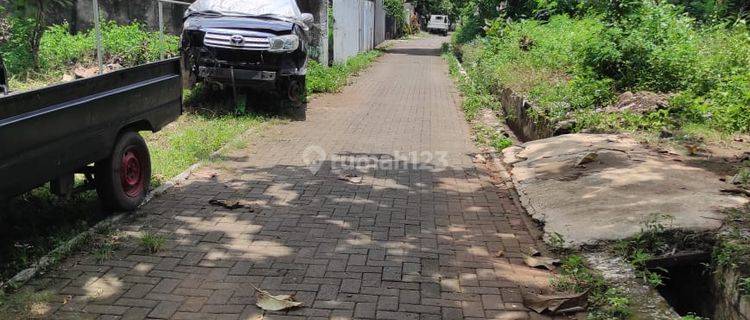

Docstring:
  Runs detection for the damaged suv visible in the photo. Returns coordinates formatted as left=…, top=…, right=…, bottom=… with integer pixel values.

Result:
left=181, top=0, right=313, bottom=104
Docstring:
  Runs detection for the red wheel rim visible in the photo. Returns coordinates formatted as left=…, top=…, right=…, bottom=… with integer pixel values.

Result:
left=121, top=148, right=144, bottom=198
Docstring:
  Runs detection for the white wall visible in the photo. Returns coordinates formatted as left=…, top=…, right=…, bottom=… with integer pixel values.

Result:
left=332, top=0, right=385, bottom=63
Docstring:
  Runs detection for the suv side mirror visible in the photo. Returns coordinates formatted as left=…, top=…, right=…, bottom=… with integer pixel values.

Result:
left=301, top=13, right=314, bottom=25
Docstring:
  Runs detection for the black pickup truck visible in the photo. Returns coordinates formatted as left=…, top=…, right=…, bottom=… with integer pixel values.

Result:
left=0, top=57, right=182, bottom=211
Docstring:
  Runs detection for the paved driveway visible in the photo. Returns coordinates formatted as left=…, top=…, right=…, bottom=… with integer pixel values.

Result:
left=24, top=36, right=554, bottom=320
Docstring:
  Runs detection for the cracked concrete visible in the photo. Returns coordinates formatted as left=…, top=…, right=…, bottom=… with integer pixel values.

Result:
left=502, top=133, right=748, bottom=247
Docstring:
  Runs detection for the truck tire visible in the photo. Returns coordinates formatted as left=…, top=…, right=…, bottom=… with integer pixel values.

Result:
left=96, top=131, right=151, bottom=211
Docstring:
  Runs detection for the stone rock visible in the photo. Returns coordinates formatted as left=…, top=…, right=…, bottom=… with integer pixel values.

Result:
left=608, top=91, right=672, bottom=114
left=554, top=120, right=576, bottom=135
left=73, top=63, right=123, bottom=79
left=502, top=133, right=748, bottom=248
left=659, top=127, right=674, bottom=139
left=576, top=152, right=598, bottom=167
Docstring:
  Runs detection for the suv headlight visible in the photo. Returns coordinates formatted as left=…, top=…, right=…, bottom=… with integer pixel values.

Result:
left=268, top=35, right=300, bottom=52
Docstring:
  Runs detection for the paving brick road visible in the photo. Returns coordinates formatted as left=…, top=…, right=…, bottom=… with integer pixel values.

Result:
left=21, top=36, right=557, bottom=320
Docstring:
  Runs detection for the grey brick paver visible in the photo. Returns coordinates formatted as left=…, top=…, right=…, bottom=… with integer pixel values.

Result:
left=23, top=35, right=558, bottom=319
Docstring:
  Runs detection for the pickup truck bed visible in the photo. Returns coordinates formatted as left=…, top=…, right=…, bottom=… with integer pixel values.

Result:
left=0, top=58, right=182, bottom=210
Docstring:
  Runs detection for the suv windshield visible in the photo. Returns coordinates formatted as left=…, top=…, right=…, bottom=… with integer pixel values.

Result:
left=186, top=0, right=302, bottom=20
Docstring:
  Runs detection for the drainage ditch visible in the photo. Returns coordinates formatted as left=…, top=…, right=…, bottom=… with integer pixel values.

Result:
left=647, top=253, right=717, bottom=318
left=494, top=86, right=742, bottom=319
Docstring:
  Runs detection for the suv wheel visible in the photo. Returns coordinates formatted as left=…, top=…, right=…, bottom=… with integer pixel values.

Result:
left=282, top=76, right=306, bottom=106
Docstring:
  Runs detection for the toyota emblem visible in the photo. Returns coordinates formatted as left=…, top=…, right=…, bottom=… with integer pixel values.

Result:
left=230, top=35, right=244, bottom=46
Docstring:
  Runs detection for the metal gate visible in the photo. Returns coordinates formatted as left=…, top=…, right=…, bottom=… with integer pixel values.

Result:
left=332, top=0, right=384, bottom=63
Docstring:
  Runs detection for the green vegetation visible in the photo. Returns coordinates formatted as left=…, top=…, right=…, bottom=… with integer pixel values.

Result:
left=144, top=109, right=268, bottom=184
left=452, top=0, right=750, bottom=136
left=384, top=0, right=408, bottom=36
left=2, top=18, right=178, bottom=82
left=139, top=232, right=166, bottom=254
left=0, top=190, right=97, bottom=282
left=713, top=206, right=750, bottom=270
left=41, top=21, right=179, bottom=70
left=0, top=288, right=55, bottom=319
left=307, top=50, right=382, bottom=94
left=552, top=255, right=633, bottom=319
left=444, top=45, right=515, bottom=152
left=91, top=226, right=121, bottom=262
left=612, top=214, right=675, bottom=287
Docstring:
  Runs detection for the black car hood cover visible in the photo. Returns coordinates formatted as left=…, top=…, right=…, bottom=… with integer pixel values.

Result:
left=185, top=16, right=294, bottom=33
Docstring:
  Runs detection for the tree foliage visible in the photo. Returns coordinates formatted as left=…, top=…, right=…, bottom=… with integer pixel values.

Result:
left=1, top=0, right=72, bottom=66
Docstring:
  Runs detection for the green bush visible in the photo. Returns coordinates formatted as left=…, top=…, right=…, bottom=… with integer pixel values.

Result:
left=3, top=20, right=180, bottom=76
left=454, top=0, right=750, bottom=133
left=384, top=0, right=407, bottom=36
left=38, top=23, right=92, bottom=69
left=0, top=16, right=36, bottom=75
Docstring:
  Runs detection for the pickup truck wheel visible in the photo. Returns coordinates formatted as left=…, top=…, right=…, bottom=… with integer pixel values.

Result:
left=96, top=131, right=151, bottom=211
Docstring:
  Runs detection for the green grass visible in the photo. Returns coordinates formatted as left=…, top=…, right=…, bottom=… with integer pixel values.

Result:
left=444, top=46, right=514, bottom=153
left=307, top=50, right=382, bottom=94
left=2, top=20, right=179, bottom=78
left=139, top=232, right=167, bottom=254
left=0, top=190, right=98, bottom=282
left=0, top=289, right=55, bottom=319
left=143, top=112, right=267, bottom=184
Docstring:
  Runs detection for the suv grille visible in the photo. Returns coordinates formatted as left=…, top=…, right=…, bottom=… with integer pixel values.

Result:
left=203, top=28, right=272, bottom=51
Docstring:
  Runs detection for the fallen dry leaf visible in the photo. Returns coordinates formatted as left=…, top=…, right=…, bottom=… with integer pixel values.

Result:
left=523, top=255, right=560, bottom=270
left=526, top=247, right=541, bottom=257
left=474, top=154, right=487, bottom=164
left=338, top=173, right=363, bottom=184
left=721, top=188, right=750, bottom=197
left=256, top=291, right=303, bottom=311
left=523, top=291, right=588, bottom=314
left=208, top=199, right=254, bottom=210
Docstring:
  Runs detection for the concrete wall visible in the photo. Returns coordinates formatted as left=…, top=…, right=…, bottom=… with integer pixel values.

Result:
left=74, top=0, right=188, bottom=35
left=714, top=266, right=750, bottom=320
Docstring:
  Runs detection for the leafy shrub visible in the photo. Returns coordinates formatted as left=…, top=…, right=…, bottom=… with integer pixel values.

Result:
left=384, top=0, right=407, bottom=36
left=454, top=0, right=750, bottom=133
left=38, top=23, right=92, bottom=69
left=0, top=16, right=36, bottom=75
left=3, top=20, right=180, bottom=76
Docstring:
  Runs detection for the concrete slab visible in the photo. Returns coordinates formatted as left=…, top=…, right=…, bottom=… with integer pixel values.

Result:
left=503, top=134, right=748, bottom=248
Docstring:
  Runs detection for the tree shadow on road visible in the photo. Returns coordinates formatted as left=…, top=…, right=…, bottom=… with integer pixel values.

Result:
left=12, top=154, right=558, bottom=319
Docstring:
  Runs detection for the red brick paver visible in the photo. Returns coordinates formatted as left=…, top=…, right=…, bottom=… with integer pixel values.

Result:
left=21, top=36, right=556, bottom=320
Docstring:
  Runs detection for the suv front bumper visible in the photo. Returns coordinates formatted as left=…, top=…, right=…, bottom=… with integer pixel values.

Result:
left=199, top=66, right=277, bottom=82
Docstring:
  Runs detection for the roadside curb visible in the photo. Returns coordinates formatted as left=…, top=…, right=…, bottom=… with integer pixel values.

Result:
left=0, top=213, right=126, bottom=292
